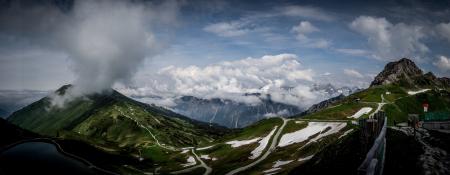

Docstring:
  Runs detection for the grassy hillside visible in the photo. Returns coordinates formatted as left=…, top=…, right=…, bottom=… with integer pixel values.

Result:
left=295, top=84, right=450, bottom=126
left=7, top=85, right=228, bottom=152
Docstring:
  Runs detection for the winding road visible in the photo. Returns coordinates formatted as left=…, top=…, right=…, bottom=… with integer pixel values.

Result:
left=225, top=117, right=288, bottom=175
left=171, top=148, right=212, bottom=175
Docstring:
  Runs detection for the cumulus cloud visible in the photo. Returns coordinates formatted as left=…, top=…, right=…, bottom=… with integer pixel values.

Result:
left=349, top=16, right=429, bottom=60
left=203, top=21, right=250, bottom=37
left=436, top=22, right=450, bottom=42
left=120, top=54, right=334, bottom=108
left=433, top=55, right=450, bottom=71
left=291, top=21, right=331, bottom=48
left=344, top=69, right=364, bottom=78
left=292, top=21, right=319, bottom=34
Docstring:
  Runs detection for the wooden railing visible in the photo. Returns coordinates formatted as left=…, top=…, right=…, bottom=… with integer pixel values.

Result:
left=358, top=112, right=387, bottom=175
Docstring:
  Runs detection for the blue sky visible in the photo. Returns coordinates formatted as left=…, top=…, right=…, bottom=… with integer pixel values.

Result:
left=1, top=0, right=450, bottom=95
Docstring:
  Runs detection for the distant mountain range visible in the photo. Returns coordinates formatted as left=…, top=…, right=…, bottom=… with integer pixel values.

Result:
left=130, top=84, right=360, bottom=128
left=171, top=95, right=301, bottom=128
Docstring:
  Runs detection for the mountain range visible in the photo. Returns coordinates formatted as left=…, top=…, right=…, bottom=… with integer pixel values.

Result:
left=2, top=58, right=450, bottom=175
left=132, top=84, right=359, bottom=128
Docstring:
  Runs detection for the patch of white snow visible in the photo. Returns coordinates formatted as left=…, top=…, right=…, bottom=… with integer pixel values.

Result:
left=263, top=168, right=281, bottom=173
left=273, top=160, right=293, bottom=168
left=226, top=138, right=260, bottom=148
left=348, top=107, right=372, bottom=119
left=298, top=155, right=314, bottom=162
left=278, top=122, right=347, bottom=147
left=338, top=129, right=354, bottom=139
left=249, top=126, right=278, bottom=159
left=408, top=89, right=430, bottom=95
left=181, top=156, right=196, bottom=167
left=200, top=155, right=211, bottom=160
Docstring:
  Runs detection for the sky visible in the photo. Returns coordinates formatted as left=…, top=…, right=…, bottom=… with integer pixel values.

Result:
left=1, top=0, right=450, bottom=107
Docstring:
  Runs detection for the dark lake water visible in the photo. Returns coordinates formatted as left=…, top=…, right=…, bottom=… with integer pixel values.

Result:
left=0, top=141, right=96, bottom=175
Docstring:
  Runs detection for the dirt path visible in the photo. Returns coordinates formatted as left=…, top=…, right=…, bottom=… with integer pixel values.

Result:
left=369, top=94, right=386, bottom=118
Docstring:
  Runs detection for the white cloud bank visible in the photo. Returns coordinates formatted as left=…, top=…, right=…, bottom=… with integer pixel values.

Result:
left=121, top=54, right=336, bottom=108
left=291, top=21, right=330, bottom=48
left=349, top=16, right=429, bottom=60
left=433, top=55, right=450, bottom=72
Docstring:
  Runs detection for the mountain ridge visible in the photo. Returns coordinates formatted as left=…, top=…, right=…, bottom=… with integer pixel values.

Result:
left=8, top=85, right=229, bottom=149
left=370, top=58, right=450, bottom=88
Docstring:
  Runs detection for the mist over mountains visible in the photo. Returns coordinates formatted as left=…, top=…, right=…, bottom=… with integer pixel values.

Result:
left=124, top=83, right=359, bottom=128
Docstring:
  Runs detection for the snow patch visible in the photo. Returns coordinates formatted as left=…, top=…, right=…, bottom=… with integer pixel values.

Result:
left=298, top=155, right=314, bottom=162
left=200, top=155, right=211, bottom=160
left=273, top=160, right=293, bottom=168
left=249, top=126, right=278, bottom=159
left=308, top=123, right=347, bottom=143
left=181, top=156, right=196, bottom=167
left=226, top=138, right=260, bottom=148
left=263, top=159, right=293, bottom=175
left=263, top=168, right=281, bottom=173
left=278, top=122, right=347, bottom=147
left=348, top=107, right=372, bottom=119
left=339, top=129, right=354, bottom=139
left=408, top=89, right=430, bottom=95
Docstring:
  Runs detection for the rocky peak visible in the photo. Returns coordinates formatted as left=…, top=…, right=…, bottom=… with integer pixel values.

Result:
left=370, top=58, right=423, bottom=87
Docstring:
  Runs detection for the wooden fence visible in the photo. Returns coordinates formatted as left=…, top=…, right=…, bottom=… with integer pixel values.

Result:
left=358, top=111, right=387, bottom=175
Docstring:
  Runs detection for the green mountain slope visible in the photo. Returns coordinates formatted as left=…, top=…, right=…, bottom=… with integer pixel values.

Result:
left=8, top=85, right=228, bottom=150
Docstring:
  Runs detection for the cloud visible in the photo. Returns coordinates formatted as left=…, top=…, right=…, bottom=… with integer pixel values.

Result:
left=335, top=48, right=370, bottom=57
left=279, top=5, right=334, bottom=21
left=120, top=54, right=335, bottom=108
left=433, top=55, right=450, bottom=71
left=322, top=72, right=332, bottom=76
left=349, top=16, right=429, bottom=60
left=203, top=21, right=250, bottom=37
left=436, top=22, right=450, bottom=42
left=292, top=21, right=319, bottom=34
left=0, top=0, right=182, bottom=107
left=291, top=21, right=331, bottom=48
left=344, top=69, right=364, bottom=78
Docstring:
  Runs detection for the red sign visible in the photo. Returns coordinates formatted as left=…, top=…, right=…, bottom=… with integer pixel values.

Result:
left=423, top=103, right=429, bottom=112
